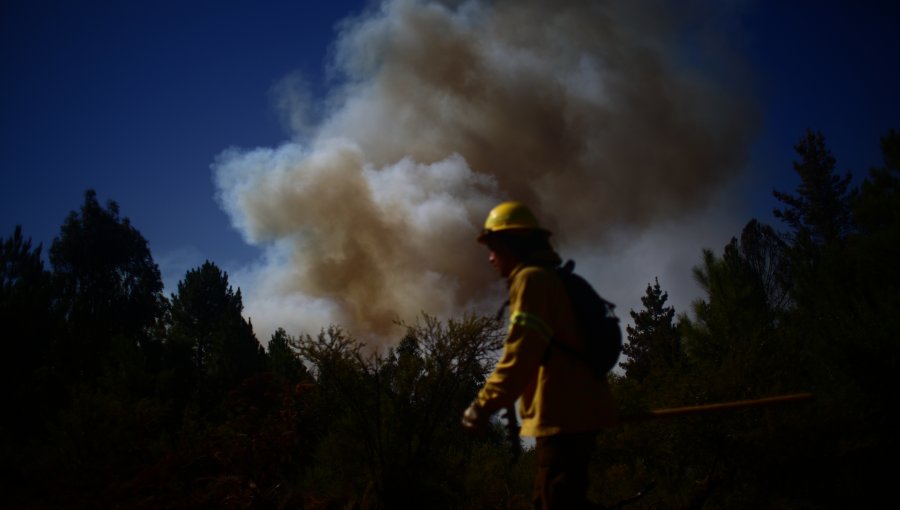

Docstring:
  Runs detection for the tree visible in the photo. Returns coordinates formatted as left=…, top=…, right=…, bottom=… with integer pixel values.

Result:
left=49, top=190, right=166, bottom=385
left=773, top=129, right=855, bottom=248
left=294, top=315, right=520, bottom=508
left=830, top=128, right=900, bottom=474
left=852, top=128, right=900, bottom=235
left=754, top=129, right=900, bottom=509
left=1, top=225, right=55, bottom=378
left=847, top=130, right=900, bottom=328
left=733, top=219, right=791, bottom=312
left=14, top=192, right=171, bottom=501
left=267, top=327, right=309, bottom=383
left=613, top=220, right=808, bottom=510
left=682, top=221, right=788, bottom=396
left=0, top=226, right=60, bottom=441
left=620, top=278, right=681, bottom=383
left=167, top=260, right=265, bottom=411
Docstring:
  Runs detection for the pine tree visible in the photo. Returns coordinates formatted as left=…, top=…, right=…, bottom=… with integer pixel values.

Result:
left=168, top=261, right=265, bottom=408
left=0, top=226, right=59, bottom=435
left=853, top=128, right=900, bottom=234
left=621, top=278, right=680, bottom=382
left=1, top=226, right=54, bottom=373
left=849, top=129, right=900, bottom=300
left=682, top=219, right=792, bottom=401
left=773, top=129, right=855, bottom=248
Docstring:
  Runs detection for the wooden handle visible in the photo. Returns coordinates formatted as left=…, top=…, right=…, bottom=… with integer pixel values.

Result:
left=619, top=392, right=814, bottom=424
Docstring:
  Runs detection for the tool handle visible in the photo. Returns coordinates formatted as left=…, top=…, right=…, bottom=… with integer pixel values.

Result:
left=619, top=392, right=814, bottom=424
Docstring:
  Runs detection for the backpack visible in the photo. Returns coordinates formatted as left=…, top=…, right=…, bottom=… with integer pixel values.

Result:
left=493, top=259, right=623, bottom=378
left=552, top=259, right=622, bottom=377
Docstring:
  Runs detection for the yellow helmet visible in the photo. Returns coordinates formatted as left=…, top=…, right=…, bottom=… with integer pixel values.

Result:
left=477, top=201, right=550, bottom=243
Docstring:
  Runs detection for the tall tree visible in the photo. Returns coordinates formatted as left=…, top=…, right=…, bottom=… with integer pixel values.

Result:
left=773, top=129, right=855, bottom=248
left=0, top=226, right=59, bottom=435
left=682, top=219, right=791, bottom=398
left=624, top=220, right=810, bottom=509
left=852, top=128, right=900, bottom=235
left=837, top=128, right=900, bottom=450
left=620, top=278, right=681, bottom=383
left=848, top=130, right=900, bottom=316
left=267, top=327, right=309, bottom=383
left=49, top=190, right=165, bottom=385
left=167, top=261, right=265, bottom=406
left=757, top=129, right=900, bottom=509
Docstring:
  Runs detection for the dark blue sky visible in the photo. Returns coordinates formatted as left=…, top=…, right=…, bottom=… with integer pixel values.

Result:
left=2, top=0, right=898, bottom=294
left=740, top=1, right=899, bottom=214
left=1, top=0, right=371, bottom=275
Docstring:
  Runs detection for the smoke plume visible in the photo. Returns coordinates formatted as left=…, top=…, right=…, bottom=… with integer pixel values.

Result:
left=214, top=0, right=756, bottom=344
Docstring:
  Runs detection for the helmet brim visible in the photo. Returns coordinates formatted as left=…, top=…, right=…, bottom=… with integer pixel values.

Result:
left=477, top=227, right=551, bottom=244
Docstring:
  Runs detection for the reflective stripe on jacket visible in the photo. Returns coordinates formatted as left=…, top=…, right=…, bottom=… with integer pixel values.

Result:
left=475, top=261, right=618, bottom=437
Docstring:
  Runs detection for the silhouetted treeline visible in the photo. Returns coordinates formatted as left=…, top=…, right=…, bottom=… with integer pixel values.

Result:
left=1, top=129, right=897, bottom=509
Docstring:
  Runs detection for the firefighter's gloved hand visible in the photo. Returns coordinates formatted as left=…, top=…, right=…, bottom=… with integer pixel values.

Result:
left=461, top=402, right=489, bottom=433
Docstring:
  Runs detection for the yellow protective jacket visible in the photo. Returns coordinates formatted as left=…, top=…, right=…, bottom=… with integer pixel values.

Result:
left=475, top=256, right=618, bottom=437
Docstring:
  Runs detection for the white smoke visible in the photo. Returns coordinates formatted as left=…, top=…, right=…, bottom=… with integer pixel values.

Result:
left=213, top=0, right=757, bottom=345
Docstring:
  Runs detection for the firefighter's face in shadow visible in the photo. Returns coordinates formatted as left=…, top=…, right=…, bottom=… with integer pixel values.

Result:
left=486, top=241, right=518, bottom=278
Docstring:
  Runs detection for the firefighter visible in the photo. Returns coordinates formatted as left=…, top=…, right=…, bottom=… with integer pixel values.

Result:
left=462, top=201, right=617, bottom=509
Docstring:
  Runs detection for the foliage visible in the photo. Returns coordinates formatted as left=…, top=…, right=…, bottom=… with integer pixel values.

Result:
left=620, top=278, right=681, bottom=384
left=166, top=261, right=266, bottom=407
left=0, top=226, right=58, bottom=420
left=773, top=129, right=855, bottom=248
left=49, top=189, right=166, bottom=387
left=588, top=129, right=898, bottom=509
left=0, top=226, right=63, bottom=494
left=4, top=126, right=900, bottom=510
left=266, top=327, right=310, bottom=383
left=292, top=316, right=524, bottom=509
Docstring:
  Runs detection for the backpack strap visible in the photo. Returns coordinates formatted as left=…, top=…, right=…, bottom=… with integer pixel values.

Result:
left=494, top=299, right=510, bottom=322
left=543, top=259, right=585, bottom=364
left=494, top=260, right=588, bottom=365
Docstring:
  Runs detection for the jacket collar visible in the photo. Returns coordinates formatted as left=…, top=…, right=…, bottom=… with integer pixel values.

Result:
left=506, top=248, right=562, bottom=285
